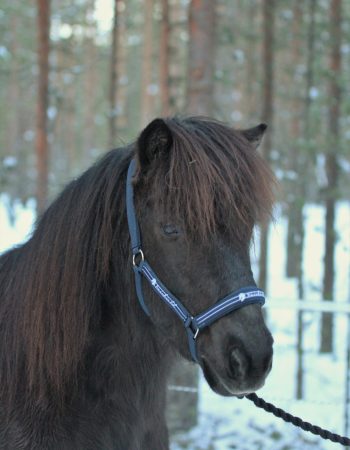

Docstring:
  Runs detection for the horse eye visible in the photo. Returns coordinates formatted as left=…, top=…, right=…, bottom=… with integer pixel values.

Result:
left=162, top=224, right=180, bottom=236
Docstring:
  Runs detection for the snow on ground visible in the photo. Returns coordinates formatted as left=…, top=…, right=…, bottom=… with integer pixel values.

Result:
left=0, top=195, right=35, bottom=253
left=0, top=195, right=349, bottom=449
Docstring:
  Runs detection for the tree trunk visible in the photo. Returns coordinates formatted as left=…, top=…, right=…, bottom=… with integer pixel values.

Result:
left=258, top=0, right=275, bottom=293
left=168, top=0, right=187, bottom=114
left=56, top=42, right=76, bottom=177
left=159, top=0, right=170, bottom=116
left=244, top=0, right=259, bottom=122
left=7, top=16, right=20, bottom=160
left=320, top=0, right=342, bottom=354
left=286, top=0, right=303, bottom=280
left=277, top=1, right=305, bottom=400
left=167, top=359, right=198, bottom=435
left=83, top=1, right=98, bottom=155
left=186, top=0, right=216, bottom=115
left=345, top=310, right=350, bottom=438
left=116, top=3, right=128, bottom=131
left=140, top=0, right=155, bottom=127
left=295, top=0, right=317, bottom=400
left=36, top=0, right=51, bottom=215
left=109, top=0, right=120, bottom=147
left=84, top=35, right=97, bottom=154
left=5, top=15, right=22, bottom=206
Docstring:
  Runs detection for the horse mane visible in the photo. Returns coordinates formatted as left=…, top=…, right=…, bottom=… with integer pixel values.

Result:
left=140, top=116, right=275, bottom=242
left=0, top=116, right=275, bottom=412
left=0, top=146, right=133, bottom=410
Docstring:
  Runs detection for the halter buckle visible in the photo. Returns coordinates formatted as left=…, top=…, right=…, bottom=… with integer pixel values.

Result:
left=185, top=316, right=199, bottom=340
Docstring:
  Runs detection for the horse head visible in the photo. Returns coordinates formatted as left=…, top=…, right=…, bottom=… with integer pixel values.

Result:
left=130, top=117, right=275, bottom=396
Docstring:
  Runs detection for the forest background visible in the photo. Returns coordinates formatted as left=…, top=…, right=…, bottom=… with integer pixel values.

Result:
left=0, top=0, right=350, bottom=448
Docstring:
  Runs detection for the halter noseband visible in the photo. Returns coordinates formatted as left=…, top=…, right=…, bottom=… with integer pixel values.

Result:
left=126, top=158, right=265, bottom=363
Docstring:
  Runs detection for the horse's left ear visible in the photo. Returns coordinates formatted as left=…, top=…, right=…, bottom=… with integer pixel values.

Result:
left=240, top=123, right=267, bottom=150
left=137, top=118, right=173, bottom=169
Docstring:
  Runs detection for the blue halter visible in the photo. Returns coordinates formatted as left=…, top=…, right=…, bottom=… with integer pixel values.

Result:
left=126, top=159, right=265, bottom=363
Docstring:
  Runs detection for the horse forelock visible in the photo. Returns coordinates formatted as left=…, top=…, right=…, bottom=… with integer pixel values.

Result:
left=142, top=116, right=276, bottom=242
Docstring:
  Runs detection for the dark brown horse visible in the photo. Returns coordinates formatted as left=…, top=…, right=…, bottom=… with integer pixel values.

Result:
left=0, top=117, right=275, bottom=449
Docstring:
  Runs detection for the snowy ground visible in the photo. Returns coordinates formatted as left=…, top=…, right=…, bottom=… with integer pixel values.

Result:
left=0, top=195, right=349, bottom=449
left=0, top=195, right=36, bottom=253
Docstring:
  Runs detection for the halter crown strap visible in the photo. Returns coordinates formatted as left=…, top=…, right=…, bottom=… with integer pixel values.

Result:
left=126, top=158, right=265, bottom=363
left=126, top=159, right=150, bottom=316
left=126, top=159, right=141, bottom=254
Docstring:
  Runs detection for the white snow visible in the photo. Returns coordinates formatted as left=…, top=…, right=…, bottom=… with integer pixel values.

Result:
left=0, top=195, right=35, bottom=253
left=2, top=156, right=18, bottom=168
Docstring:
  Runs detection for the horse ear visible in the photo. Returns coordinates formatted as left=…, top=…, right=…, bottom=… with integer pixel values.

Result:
left=137, top=118, right=173, bottom=169
left=240, top=123, right=267, bottom=150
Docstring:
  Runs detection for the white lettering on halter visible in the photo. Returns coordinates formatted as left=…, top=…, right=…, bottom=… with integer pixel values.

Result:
left=151, top=278, right=178, bottom=309
left=239, top=293, right=246, bottom=302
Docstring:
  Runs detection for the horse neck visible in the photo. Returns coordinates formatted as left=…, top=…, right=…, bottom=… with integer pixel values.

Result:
left=85, top=284, right=175, bottom=401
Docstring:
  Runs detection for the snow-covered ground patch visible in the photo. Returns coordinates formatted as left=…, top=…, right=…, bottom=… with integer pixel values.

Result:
left=0, top=194, right=35, bottom=253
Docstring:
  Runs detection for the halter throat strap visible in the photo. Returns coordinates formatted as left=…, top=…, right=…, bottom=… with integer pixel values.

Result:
left=126, top=158, right=265, bottom=363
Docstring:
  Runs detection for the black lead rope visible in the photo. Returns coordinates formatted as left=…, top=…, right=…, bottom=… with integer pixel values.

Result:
left=244, top=393, right=350, bottom=446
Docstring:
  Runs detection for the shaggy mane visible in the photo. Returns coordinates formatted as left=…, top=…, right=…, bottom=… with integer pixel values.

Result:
left=0, top=147, right=132, bottom=411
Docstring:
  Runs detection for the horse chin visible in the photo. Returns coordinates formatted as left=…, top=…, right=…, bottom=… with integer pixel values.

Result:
left=200, top=357, right=265, bottom=397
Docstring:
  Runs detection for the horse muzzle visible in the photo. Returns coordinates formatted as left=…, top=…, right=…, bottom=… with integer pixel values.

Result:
left=198, top=308, right=273, bottom=396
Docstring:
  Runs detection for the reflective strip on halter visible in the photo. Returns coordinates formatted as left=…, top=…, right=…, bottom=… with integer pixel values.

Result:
left=140, top=262, right=188, bottom=322
left=126, top=158, right=266, bottom=363
left=196, top=288, right=265, bottom=328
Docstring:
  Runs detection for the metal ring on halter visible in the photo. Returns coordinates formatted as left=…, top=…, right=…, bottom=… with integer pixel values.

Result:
left=188, top=317, right=199, bottom=339
left=132, top=249, right=144, bottom=268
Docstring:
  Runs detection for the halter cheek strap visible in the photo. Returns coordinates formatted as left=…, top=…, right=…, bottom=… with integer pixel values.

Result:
left=126, top=158, right=265, bottom=363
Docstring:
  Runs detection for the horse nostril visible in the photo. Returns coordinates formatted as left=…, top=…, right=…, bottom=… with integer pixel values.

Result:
left=229, top=348, right=248, bottom=381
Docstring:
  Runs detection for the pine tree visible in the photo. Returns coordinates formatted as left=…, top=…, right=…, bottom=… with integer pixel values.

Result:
left=258, top=0, right=275, bottom=293
left=320, top=0, right=342, bottom=354
left=159, top=0, right=170, bottom=116
left=140, top=0, right=155, bottom=127
left=109, top=0, right=121, bottom=147
left=186, top=0, right=216, bottom=115
left=36, top=0, right=51, bottom=214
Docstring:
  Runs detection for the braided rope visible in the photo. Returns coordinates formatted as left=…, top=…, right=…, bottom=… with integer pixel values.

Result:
left=245, top=393, right=350, bottom=446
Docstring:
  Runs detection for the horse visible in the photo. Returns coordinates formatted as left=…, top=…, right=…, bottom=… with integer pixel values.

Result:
left=0, top=117, right=275, bottom=449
